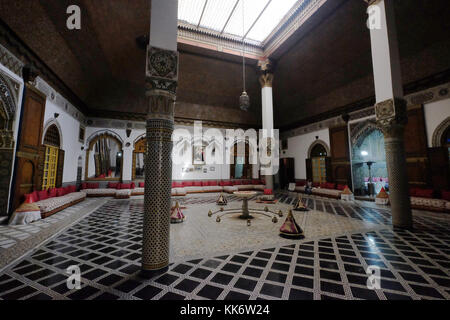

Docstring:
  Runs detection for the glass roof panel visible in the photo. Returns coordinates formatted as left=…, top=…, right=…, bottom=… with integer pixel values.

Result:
left=178, top=0, right=303, bottom=44
left=246, top=0, right=299, bottom=42
left=223, top=0, right=270, bottom=38
left=178, top=0, right=207, bottom=26
left=199, top=0, right=238, bottom=32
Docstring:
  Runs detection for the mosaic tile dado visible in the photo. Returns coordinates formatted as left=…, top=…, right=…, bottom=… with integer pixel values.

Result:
left=0, top=194, right=448, bottom=300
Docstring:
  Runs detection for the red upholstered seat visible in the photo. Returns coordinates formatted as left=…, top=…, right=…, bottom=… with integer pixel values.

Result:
left=56, top=188, right=66, bottom=197
left=233, top=180, right=242, bottom=185
left=48, top=188, right=57, bottom=198
left=26, top=191, right=39, bottom=203
left=139, top=182, right=145, bottom=188
left=38, top=190, right=49, bottom=201
left=416, top=188, right=434, bottom=199
left=120, top=183, right=131, bottom=189
left=337, top=184, right=346, bottom=191
left=442, top=190, right=450, bottom=201
left=220, top=181, right=232, bottom=186
left=172, top=182, right=183, bottom=188
left=209, top=181, right=218, bottom=186
left=108, top=182, right=119, bottom=189
left=296, top=180, right=306, bottom=187
left=264, top=189, right=273, bottom=195
left=183, top=181, right=194, bottom=187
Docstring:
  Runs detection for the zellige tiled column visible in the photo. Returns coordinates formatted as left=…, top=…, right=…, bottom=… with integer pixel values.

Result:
left=141, top=0, right=179, bottom=277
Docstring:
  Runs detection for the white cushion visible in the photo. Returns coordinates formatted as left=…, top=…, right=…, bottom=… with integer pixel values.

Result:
left=174, top=188, right=187, bottom=196
left=202, top=186, right=223, bottom=192
left=223, top=186, right=239, bottom=193
left=84, top=188, right=116, bottom=196
left=237, top=185, right=253, bottom=190
left=184, top=186, right=203, bottom=193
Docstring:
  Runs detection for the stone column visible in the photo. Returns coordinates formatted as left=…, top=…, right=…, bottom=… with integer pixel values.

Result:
left=366, top=0, right=412, bottom=228
left=141, top=0, right=179, bottom=277
left=376, top=99, right=412, bottom=228
left=258, top=59, right=275, bottom=191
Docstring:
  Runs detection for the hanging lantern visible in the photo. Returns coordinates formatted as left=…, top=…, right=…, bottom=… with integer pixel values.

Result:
left=239, top=0, right=250, bottom=112
left=240, top=91, right=250, bottom=111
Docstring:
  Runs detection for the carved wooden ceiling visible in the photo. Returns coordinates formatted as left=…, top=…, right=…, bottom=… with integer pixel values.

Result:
left=0, top=0, right=448, bottom=129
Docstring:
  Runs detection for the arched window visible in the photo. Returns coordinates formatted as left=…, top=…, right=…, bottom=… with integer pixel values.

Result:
left=42, top=125, right=61, bottom=189
left=231, top=141, right=252, bottom=179
left=443, top=126, right=450, bottom=163
left=310, top=144, right=327, bottom=158
left=133, top=137, right=146, bottom=180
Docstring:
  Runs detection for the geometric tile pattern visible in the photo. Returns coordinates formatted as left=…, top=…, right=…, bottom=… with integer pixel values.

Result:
left=0, top=197, right=448, bottom=300
left=142, top=117, right=174, bottom=271
left=0, top=198, right=102, bottom=250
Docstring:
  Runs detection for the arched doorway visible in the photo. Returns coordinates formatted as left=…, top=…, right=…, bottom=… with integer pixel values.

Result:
left=230, top=141, right=252, bottom=179
left=41, top=124, right=63, bottom=189
left=76, top=156, right=83, bottom=188
left=351, top=128, right=387, bottom=196
left=442, top=126, right=450, bottom=164
left=306, top=142, right=330, bottom=184
left=85, top=131, right=123, bottom=180
left=132, top=137, right=146, bottom=180
left=429, top=117, right=450, bottom=190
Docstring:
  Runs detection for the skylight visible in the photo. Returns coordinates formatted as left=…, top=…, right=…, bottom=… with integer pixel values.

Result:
left=178, top=0, right=301, bottom=44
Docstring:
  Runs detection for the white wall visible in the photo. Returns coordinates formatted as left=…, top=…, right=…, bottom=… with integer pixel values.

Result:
left=84, top=124, right=262, bottom=182
left=281, top=128, right=330, bottom=180
left=424, top=98, right=450, bottom=147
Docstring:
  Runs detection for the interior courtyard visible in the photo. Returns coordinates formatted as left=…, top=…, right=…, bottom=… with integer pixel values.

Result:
left=0, top=0, right=449, bottom=302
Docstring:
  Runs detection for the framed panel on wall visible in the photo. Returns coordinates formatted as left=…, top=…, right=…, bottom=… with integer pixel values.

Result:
left=78, top=125, right=85, bottom=143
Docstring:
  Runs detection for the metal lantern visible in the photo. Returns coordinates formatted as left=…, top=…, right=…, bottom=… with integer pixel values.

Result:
left=239, top=91, right=250, bottom=111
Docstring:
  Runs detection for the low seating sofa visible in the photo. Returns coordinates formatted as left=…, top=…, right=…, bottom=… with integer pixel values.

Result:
left=25, top=185, right=86, bottom=218
left=171, top=179, right=265, bottom=195
left=409, top=188, right=450, bottom=213
left=294, top=181, right=345, bottom=199
left=81, top=182, right=136, bottom=199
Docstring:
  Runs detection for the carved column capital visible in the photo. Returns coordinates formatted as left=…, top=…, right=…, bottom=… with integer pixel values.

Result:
left=364, top=0, right=381, bottom=6
left=259, top=73, right=274, bottom=88
left=146, top=46, right=179, bottom=96
left=375, top=98, right=408, bottom=136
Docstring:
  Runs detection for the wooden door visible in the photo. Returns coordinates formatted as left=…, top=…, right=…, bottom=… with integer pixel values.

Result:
left=428, top=147, right=449, bottom=190
left=11, top=85, right=46, bottom=211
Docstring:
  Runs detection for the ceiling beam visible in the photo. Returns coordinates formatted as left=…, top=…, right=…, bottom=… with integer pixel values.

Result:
left=221, top=0, right=240, bottom=34
left=244, top=0, right=272, bottom=39
left=196, top=0, right=208, bottom=28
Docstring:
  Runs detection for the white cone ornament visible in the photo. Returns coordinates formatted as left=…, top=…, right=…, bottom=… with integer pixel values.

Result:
left=216, top=193, right=228, bottom=206
left=279, top=210, right=304, bottom=239
left=170, top=202, right=185, bottom=224
left=341, top=186, right=354, bottom=201
left=293, top=195, right=308, bottom=211
left=375, top=187, right=389, bottom=205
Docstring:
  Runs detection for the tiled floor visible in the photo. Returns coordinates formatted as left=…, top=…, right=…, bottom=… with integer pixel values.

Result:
left=0, top=194, right=448, bottom=300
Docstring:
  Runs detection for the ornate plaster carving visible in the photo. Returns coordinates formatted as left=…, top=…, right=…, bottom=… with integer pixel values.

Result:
left=431, top=117, right=450, bottom=147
